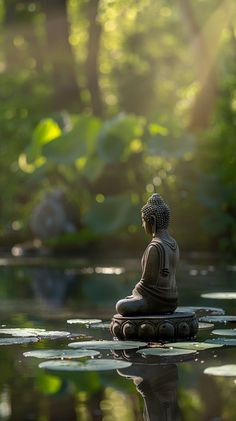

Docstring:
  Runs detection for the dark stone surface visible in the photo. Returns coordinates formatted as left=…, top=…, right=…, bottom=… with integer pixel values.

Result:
left=110, top=311, right=198, bottom=341
left=116, top=194, right=179, bottom=317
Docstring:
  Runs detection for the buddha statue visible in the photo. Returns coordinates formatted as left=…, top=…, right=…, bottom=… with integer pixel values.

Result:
left=116, top=193, right=179, bottom=317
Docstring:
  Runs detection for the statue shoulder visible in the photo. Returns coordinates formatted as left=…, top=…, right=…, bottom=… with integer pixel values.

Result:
left=146, top=241, right=164, bottom=260
left=152, top=237, right=178, bottom=252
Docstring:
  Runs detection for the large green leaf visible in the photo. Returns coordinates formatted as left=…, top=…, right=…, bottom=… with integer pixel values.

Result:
left=82, top=156, right=104, bottom=182
left=83, top=194, right=140, bottom=234
left=26, top=118, right=61, bottom=164
left=43, top=115, right=101, bottom=164
left=146, top=133, right=195, bottom=158
left=96, top=113, right=144, bottom=163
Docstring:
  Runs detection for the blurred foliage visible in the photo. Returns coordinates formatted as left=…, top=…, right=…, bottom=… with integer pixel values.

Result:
left=0, top=0, right=236, bottom=255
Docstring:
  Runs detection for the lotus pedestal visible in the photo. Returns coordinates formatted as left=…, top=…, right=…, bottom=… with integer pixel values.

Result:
left=110, top=311, right=198, bottom=341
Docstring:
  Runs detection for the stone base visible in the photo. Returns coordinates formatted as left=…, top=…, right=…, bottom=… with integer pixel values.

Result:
left=110, top=311, right=198, bottom=341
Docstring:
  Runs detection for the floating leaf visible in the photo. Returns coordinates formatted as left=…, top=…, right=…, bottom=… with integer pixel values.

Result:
left=198, top=322, right=214, bottom=330
left=23, top=349, right=99, bottom=359
left=177, top=306, right=225, bottom=316
left=200, top=316, right=236, bottom=323
left=137, top=348, right=196, bottom=357
left=0, top=337, right=39, bottom=345
left=67, top=319, right=102, bottom=325
left=165, top=342, right=223, bottom=351
left=39, top=359, right=132, bottom=372
left=0, top=328, right=46, bottom=337
left=204, top=365, right=236, bottom=377
left=37, top=331, right=71, bottom=339
left=68, top=340, right=147, bottom=350
left=207, top=338, right=236, bottom=346
left=0, top=328, right=70, bottom=339
left=201, top=292, right=236, bottom=299
left=212, top=329, right=236, bottom=337
left=90, top=322, right=110, bottom=329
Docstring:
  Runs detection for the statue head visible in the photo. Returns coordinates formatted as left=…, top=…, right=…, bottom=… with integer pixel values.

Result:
left=141, top=193, right=170, bottom=236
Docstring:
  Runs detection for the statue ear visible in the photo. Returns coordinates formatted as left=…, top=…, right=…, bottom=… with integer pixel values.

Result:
left=150, top=215, right=155, bottom=226
left=150, top=215, right=157, bottom=235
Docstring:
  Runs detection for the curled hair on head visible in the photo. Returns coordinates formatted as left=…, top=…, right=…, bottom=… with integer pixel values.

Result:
left=141, top=193, right=170, bottom=230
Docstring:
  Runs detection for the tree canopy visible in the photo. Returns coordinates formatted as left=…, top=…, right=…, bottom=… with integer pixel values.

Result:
left=1, top=0, right=236, bottom=255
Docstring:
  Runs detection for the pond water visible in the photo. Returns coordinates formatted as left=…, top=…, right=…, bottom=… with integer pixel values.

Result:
left=0, top=258, right=236, bottom=420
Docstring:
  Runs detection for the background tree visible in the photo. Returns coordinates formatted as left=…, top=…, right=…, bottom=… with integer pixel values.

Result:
left=0, top=0, right=236, bottom=255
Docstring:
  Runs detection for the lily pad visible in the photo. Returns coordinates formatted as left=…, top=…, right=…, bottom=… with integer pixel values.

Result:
left=204, top=365, right=236, bottom=377
left=0, top=328, right=71, bottom=340
left=90, top=322, right=110, bottom=329
left=165, top=342, right=223, bottom=350
left=200, top=316, right=236, bottom=324
left=137, top=348, right=196, bottom=357
left=67, top=319, right=102, bottom=325
left=37, top=331, right=71, bottom=339
left=39, top=359, right=132, bottom=371
left=212, top=329, right=236, bottom=337
left=23, top=349, right=100, bottom=359
left=198, top=322, right=214, bottom=330
left=177, top=306, right=225, bottom=316
left=201, top=292, right=236, bottom=299
left=68, top=340, right=147, bottom=350
left=0, top=337, right=39, bottom=345
left=0, top=328, right=46, bottom=337
left=207, top=338, right=236, bottom=346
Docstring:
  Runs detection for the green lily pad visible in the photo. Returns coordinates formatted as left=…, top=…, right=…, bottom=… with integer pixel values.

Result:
left=177, top=306, right=225, bottom=316
left=23, top=349, right=100, bottom=359
left=198, top=322, right=214, bottom=330
left=201, top=292, right=236, bottom=299
left=200, top=316, right=236, bottom=323
left=136, top=348, right=196, bottom=357
left=39, top=359, right=132, bottom=371
left=207, top=338, right=236, bottom=346
left=90, top=322, right=110, bottom=329
left=212, top=329, right=236, bottom=337
left=0, top=328, right=46, bottom=337
left=68, top=340, right=147, bottom=350
left=204, top=365, right=236, bottom=377
left=176, top=306, right=225, bottom=317
left=165, top=342, right=223, bottom=350
left=37, top=331, right=71, bottom=339
left=67, top=319, right=102, bottom=325
left=0, top=337, right=39, bottom=345
left=0, top=328, right=71, bottom=340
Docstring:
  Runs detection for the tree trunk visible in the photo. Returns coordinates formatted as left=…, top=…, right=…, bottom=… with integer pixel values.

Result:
left=85, top=0, right=103, bottom=116
left=40, top=0, right=83, bottom=112
left=3, top=0, right=24, bottom=69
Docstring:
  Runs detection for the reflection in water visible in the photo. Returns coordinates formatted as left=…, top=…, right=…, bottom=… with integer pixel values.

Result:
left=118, top=363, right=182, bottom=421
left=31, top=268, right=75, bottom=308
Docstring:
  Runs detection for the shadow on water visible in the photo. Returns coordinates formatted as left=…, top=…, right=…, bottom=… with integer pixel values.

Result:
left=0, top=260, right=235, bottom=419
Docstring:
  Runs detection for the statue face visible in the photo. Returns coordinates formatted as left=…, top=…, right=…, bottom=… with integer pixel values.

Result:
left=141, top=212, right=152, bottom=235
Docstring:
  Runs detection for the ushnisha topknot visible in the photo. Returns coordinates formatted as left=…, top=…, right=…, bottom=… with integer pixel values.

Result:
left=141, top=193, right=170, bottom=229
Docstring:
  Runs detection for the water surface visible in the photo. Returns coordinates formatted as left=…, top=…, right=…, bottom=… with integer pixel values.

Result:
left=0, top=259, right=235, bottom=420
